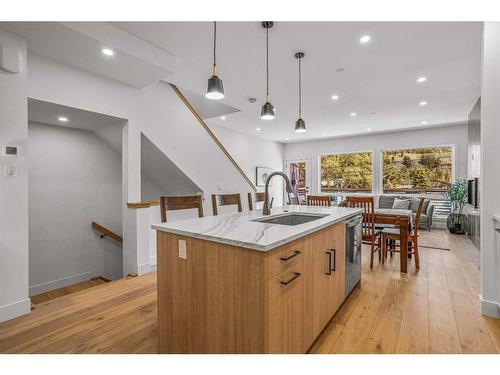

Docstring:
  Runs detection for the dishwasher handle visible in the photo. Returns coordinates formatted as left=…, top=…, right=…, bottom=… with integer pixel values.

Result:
left=347, top=214, right=363, bottom=227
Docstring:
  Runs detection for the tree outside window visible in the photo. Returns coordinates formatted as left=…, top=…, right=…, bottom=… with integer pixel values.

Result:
left=320, top=152, right=373, bottom=192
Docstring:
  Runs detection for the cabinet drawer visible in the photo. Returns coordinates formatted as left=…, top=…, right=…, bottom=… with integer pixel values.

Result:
left=265, top=237, right=308, bottom=279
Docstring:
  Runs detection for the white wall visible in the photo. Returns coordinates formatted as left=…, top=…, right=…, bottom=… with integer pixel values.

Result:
left=284, top=124, right=468, bottom=196
left=211, top=124, right=285, bottom=208
left=480, top=22, right=500, bottom=318
left=28, top=122, right=123, bottom=295
left=26, top=52, right=285, bottom=277
left=0, top=30, right=30, bottom=322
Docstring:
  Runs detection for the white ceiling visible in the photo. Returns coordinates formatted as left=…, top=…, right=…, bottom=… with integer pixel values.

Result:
left=6, top=22, right=482, bottom=142
left=28, top=98, right=126, bottom=131
left=114, top=21, right=482, bottom=142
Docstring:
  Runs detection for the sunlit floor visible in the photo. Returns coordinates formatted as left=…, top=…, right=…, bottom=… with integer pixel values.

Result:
left=0, top=230, right=498, bottom=354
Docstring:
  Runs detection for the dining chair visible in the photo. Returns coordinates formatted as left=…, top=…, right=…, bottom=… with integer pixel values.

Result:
left=306, top=195, right=331, bottom=207
left=381, top=197, right=424, bottom=269
left=247, top=192, right=266, bottom=211
left=159, top=195, right=204, bottom=223
left=211, top=193, right=242, bottom=216
left=345, top=196, right=381, bottom=268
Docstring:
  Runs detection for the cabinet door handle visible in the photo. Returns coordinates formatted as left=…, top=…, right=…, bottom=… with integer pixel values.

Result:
left=325, top=252, right=332, bottom=275
left=280, top=250, right=301, bottom=262
left=280, top=272, right=301, bottom=286
left=330, top=248, right=337, bottom=272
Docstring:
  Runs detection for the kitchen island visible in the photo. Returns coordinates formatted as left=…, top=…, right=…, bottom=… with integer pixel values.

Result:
left=152, top=205, right=362, bottom=353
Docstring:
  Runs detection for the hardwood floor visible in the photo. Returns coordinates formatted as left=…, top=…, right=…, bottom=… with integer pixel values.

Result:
left=0, top=230, right=498, bottom=354
left=30, top=277, right=109, bottom=305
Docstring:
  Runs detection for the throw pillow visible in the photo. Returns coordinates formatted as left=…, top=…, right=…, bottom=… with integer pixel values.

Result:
left=392, top=198, right=411, bottom=210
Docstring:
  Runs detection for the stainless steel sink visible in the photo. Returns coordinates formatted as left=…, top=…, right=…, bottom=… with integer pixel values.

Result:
left=253, top=212, right=328, bottom=226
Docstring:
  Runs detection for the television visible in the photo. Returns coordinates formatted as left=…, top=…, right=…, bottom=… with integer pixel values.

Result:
left=467, top=178, right=479, bottom=209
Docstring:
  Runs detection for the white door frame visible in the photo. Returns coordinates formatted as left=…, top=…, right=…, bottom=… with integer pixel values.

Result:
left=285, top=158, right=312, bottom=203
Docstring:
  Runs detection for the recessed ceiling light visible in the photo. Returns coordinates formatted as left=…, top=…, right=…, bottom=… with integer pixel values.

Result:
left=256, top=127, right=261, bottom=132
left=359, top=35, right=371, bottom=44
left=58, top=116, right=68, bottom=122
left=101, top=48, right=114, bottom=56
left=350, top=112, right=357, bottom=117
left=366, top=128, right=372, bottom=131
left=336, top=68, right=345, bottom=73
left=285, top=137, right=291, bottom=141
left=419, top=101, right=427, bottom=106
left=221, top=116, right=226, bottom=120
left=322, top=133, right=327, bottom=136
left=331, top=95, right=339, bottom=101
left=417, top=76, right=427, bottom=83
left=421, top=121, right=427, bottom=124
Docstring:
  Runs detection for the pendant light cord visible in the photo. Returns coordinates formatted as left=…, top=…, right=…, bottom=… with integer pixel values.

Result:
left=213, top=21, right=217, bottom=67
left=298, top=57, right=302, bottom=117
left=266, top=27, right=269, bottom=98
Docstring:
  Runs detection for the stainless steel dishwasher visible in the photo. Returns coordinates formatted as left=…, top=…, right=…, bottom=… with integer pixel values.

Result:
left=345, top=214, right=362, bottom=296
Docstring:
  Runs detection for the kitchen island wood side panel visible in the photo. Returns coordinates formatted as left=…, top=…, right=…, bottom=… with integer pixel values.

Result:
left=157, top=231, right=266, bottom=353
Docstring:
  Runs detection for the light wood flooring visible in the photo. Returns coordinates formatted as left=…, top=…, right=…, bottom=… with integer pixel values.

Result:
left=30, top=277, right=109, bottom=305
left=0, top=230, right=499, bottom=354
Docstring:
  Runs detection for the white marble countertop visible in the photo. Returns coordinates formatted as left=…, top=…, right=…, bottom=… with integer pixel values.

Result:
left=152, top=205, right=362, bottom=251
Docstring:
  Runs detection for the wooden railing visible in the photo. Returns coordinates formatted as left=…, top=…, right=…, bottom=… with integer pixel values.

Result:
left=91, top=221, right=123, bottom=244
left=169, top=83, right=257, bottom=192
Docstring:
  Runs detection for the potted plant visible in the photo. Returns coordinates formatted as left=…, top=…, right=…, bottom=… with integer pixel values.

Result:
left=443, top=179, right=469, bottom=234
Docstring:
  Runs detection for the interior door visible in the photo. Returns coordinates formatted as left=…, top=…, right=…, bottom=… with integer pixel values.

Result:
left=286, top=159, right=311, bottom=204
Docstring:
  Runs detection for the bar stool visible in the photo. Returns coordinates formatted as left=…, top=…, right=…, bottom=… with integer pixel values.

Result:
left=211, top=193, right=242, bottom=216
left=159, top=195, right=204, bottom=223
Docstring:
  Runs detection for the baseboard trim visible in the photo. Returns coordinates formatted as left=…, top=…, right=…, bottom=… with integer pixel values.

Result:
left=149, top=256, right=157, bottom=272
left=0, top=298, right=31, bottom=323
left=479, top=294, right=500, bottom=318
left=137, top=262, right=151, bottom=276
left=29, top=271, right=92, bottom=296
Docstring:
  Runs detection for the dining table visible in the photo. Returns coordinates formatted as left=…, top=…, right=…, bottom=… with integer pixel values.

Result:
left=373, top=208, right=413, bottom=273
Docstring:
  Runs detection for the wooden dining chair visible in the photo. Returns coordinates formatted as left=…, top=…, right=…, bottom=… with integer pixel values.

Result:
left=211, top=193, right=242, bottom=216
left=381, top=197, right=424, bottom=269
left=306, top=195, right=331, bottom=207
left=248, top=192, right=266, bottom=211
left=159, top=195, right=204, bottom=223
left=345, top=196, right=381, bottom=268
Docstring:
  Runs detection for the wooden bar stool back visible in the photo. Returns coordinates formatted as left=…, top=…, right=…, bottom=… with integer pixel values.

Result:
left=159, top=195, right=204, bottom=223
left=211, top=193, right=243, bottom=216
left=247, top=192, right=266, bottom=211
left=382, top=197, right=424, bottom=269
left=306, top=195, right=331, bottom=207
left=345, top=196, right=381, bottom=268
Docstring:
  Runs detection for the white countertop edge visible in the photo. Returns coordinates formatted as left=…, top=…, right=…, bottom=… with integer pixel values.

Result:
left=152, top=210, right=361, bottom=252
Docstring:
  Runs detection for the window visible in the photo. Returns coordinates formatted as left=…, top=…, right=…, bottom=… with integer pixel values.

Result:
left=320, top=152, right=373, bottom=192
left=383, top=146, right=453, bottom=193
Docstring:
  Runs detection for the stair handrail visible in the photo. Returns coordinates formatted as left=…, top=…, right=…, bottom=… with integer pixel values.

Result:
left=91, top=221, right=123, bottom=244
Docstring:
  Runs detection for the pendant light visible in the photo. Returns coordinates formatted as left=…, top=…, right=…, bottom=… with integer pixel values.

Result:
left=260, top=21, right=275, bottom=120
left=206, top=21, right=224, bottom=100
left=294, top=52, right=306, bottom=133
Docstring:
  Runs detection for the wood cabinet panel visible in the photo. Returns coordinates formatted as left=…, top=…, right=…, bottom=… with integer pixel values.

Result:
left=264, top=237, right=307, bottom=279
left=266, top=261, right=305, bottom=353
left=157, top=220, right=347, bottom=354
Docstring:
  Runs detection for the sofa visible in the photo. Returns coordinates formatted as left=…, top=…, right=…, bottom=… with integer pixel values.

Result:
left=377, top=195, right=435, bottom=231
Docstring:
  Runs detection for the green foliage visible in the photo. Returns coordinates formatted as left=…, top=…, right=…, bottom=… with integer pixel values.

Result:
left=320, top=152, right=372, bottom=191
left=383, top=146, right=452, bottom=192
left=411, top=167, right=431, bottom=189
left=443, top=179, right=468, bottom=216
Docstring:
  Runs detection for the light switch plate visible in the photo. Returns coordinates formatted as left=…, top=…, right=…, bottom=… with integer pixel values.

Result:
left=5, top=164, right=17, bottom=178
left=178, top=240, right=187, bottom=259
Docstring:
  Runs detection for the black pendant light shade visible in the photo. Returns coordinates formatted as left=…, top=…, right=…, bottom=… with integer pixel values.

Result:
left=206, top=22, right=224, bottom=100
left=260, top=101, right=275, bottom=120
left=206, top=74, right=224, bottom=100
left=295, top=118, right=306, bottom=133
left=260, top=21, right=275, bottom=120
left=294, top=52, right=306, bottom=133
